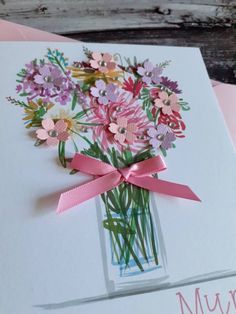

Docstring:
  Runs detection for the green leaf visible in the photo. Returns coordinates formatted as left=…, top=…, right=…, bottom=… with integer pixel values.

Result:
left=81, top=84, right=91, bottom=93
left=160, top=147, right=167, bottom=157
left=123, top=150, right=133, bottom=165
left=72, top=108, right=90, bottom=120
left=179, top=101, right=190, bottom=111
left=103, top=218, right=135, bottom=235
left=34, top=139, right=45, bottom=147
left=19, top=92, right=30, bottom=97
left=71, top=93, right=78, bottom=111
left=58, top=141, right=67, bottom=168
left=70, top=169, right=79, bottom=175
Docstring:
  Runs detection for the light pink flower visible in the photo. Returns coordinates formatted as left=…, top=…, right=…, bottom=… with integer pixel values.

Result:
left=36, top=118, right=69, bottom=146
left=90, top=52, right=116, bottom=73
left=87, top=91, right=151, bottom=152
left=154, top=91, right=180, bottom=115
left=109, top=117, right=138, bottom=145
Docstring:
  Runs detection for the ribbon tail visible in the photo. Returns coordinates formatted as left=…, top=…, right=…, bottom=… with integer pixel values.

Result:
left=57, top=171, right=122, bottom=214
left=128, top=176, right=201, bottom=202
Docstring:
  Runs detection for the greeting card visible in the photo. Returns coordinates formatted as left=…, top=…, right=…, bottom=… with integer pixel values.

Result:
left=0, top=42, right=236, bottom=314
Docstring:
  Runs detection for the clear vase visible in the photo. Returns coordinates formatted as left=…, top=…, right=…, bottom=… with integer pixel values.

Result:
left=96, top=182, right=168, bottom=293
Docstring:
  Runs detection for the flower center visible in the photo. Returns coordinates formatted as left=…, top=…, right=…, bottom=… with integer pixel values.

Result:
left=48, top=130, right=58, bottom=137
left=118, top=127, right=126, bottom=134
left=98, top=60, right=107, bottom=67
left=157, top=134, right=164, bottom=141
left=169, top=122, right=176, bottom=128
left=115, top=106, right=122, bottom=112
left=145, top=71, right=152, bottom=77
left=44, top=76, right=52, bottom=83
left=99, top=89, right=107, bottom=96
left=164, top=99, right=171, bottom=106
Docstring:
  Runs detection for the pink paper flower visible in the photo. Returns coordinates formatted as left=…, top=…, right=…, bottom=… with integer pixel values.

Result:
left=154, top=91, right=180, bottom=115
left=109, top=117, right=138, bottom=145
left=90, top=52, right=116, bottom=73
left=87, top=91, right=150, bottom=151
left=36, top=118, right=69, bottom=146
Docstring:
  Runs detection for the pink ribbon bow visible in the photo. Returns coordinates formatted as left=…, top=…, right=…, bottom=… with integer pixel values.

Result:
left=57, top=154, right=200, bottom=213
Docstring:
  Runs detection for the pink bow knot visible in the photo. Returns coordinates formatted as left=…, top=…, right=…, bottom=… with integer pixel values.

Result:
left=56, top=153, right=200, bottom=214
left=118, top=167, right=131, bottom=181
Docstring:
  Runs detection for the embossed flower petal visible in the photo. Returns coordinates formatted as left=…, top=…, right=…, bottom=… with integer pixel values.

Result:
left=51, top=67, right=61, bottom=78
left=126, top=123, right=138, bottom=133
left=117, top=117, right=127, bottom=128
left=95, top=79, right=106, bottom=90
left=57, top=131, right=69, bottom=142
left=42, top=118, right=54, bottom=131
left=92, top=52, right=102, bottom=61
left=169, top=93, right=178, bottom=104
left=54, top=120, right=67, bottom=133
left=107, top=62, right=116, bottom=71
left=46, top=136, right=59, bottom=146
left=152, top=67, right=162, bottom=84
left=99, top=66, right=108, bottom=73
left=34, top=74, right=45, bottom=85
left=147, top=128, right=158, bottom=138
left=98, top=96, right=109, bottom=105
left=142, top=76, right=152, bottom=84
left=159, top=91, right=168, bottom=101
left=114, top=132, right=126, bottom=144
left=103, top=53, right=112, bottom=62
left=150, top=137, right=161, bottom=148
left=144, top=61, right=154, bottom=72
left=154, top=99, right=164, bottom=108
left=107, top=84, right=118, bottom=102
left=39, top=65, right=51, bottom=76
left=162, top=106, right=172, bottom=115
left=90, top=86, right=100, bottom=97
left=36, top=129, right=49, bottom=140
left=161, top=132, right=176, bottom=150
left=108, top=123, right=119, bottom=134
left=171, top=103, right=181, bottom=112
left=137, top=66, right=145, bottom=76
left=126, top=131, right=136, bottom=143
left=90, top=60, right=99, bottom=69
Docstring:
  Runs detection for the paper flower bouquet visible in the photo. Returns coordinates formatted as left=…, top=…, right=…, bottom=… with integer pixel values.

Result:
left=8, top=47, right=190, bottom=277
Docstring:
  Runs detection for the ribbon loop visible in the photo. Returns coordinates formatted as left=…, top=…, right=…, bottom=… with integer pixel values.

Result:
left=57, top=153, right=200, bottom=214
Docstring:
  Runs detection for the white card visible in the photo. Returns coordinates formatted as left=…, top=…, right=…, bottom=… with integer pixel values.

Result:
left=0, top=42, right=235, bottom=314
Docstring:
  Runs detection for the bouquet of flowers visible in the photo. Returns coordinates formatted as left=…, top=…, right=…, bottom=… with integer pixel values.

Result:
left=8, top=47, right=190, bottom=276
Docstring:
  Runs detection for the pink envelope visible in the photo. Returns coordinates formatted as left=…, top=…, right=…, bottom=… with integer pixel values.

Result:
left=0, top=19, right=75, bottom=42
left=1, top=19, right=235, bottom=149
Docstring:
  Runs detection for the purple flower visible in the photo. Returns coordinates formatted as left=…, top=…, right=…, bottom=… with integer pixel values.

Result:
left=161, top=77, right=182, bottom=94
left=147, top=123, right=176, bottom=150
left=137, top=61, right=162, bottom=84
left=17, top=61, right=74, bottom=106
left=90, top=79, right=118, bottom=105
left=55, top=92, right=71, bottom=105
left=16, top=85, right=22, bottom=93
left=34, top=65, right=63, bottom=89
